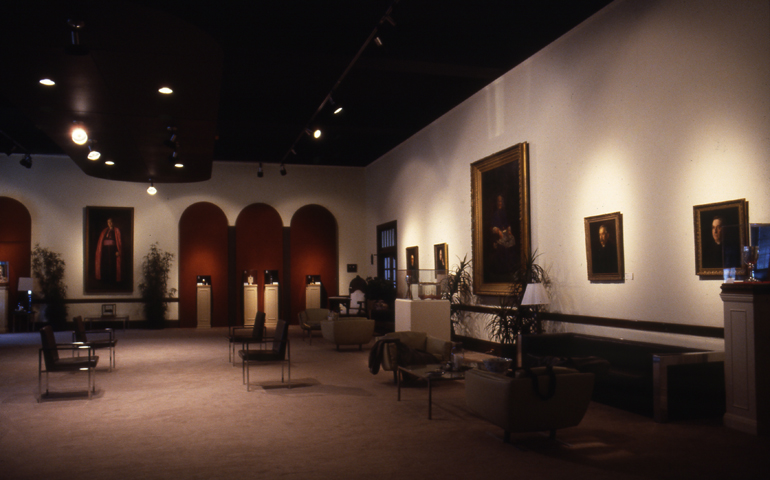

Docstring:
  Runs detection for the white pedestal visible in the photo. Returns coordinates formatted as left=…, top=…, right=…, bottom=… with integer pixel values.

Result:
left=720, top=283, right=770, bottom=436
left=243, top=285, right=258, bottom=326
left=265, top=284, right=279, bottom=329
left=306, top=284, right=321, bottom=309
left=196, top=285, right=212, bottom=328
left=394, top=299, right=451, bottom=342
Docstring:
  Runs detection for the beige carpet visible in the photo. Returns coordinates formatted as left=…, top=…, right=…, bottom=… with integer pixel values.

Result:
left=1, top=327, right=768, bottom=480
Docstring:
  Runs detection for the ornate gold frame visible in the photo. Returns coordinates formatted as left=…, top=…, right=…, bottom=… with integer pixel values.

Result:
left=471, top=142, right=530, bottom=296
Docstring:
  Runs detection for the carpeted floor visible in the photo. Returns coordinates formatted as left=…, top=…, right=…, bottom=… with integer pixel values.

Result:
left=1, top=327, right=768, bottom=480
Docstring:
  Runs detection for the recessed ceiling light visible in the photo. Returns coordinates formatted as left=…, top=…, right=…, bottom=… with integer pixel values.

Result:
left=87, top=150, right=101, bottom=160
left=313, top=129, right=322, bottom=139
left=174, top=162, right=184, bottom=168
left=71, top=125, right=88, bottom=145
left=158, top=87, right=173, bottom=94
left=39, top=78, right=55, bottom=86
left=105, top=160, right=115, bottom=166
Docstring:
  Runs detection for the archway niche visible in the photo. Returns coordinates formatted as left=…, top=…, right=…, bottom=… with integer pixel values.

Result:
left=179, top=202, right=229, bottom=328
left=235, top=204, right=283, bottom=326
left=0, top=197, right=32, bottom=327
left=289, top=205, right=338, bottom=325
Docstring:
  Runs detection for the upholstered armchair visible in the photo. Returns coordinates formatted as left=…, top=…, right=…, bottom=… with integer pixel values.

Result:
left=320, top=316, right=375, bottom=350
left=376, top=331, right=451, bottom=382
left=299, top=308, right=331, bottom=344
left=465, top=366, right=595, bottom=443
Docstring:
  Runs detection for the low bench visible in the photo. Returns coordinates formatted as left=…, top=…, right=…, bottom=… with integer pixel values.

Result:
left=518, top=332, right=725, bottom=421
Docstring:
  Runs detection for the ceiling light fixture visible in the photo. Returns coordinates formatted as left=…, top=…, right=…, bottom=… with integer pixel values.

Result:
left=257, top=162, right=263, bottom=178
left=169, top=151, right=183, bottom=167
left=105, top=159, right=115, bottom=166
left=374, top=36, right=383, bottom=47
left=158, top=87, right=173, bottom=94
left=71, top=123, right=88, bottom=145
left=164, top=127, right=178, bottom=149
left=87, top=141, right=100, bottom=160
left=147, top=179, right=157, bottom=195
left=39, top=78, right=55, bottom=86
left=19, top=153, right=32, bottom=169
left=280, top=164, right=287, bottom=176
left=66, top=18, right=89, bottom=55
left=329, top=96, right=343, bottom=115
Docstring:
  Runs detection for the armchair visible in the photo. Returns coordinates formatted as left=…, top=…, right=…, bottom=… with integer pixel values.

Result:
left=320, top=316, right=375, bottom=350
left=374, top=331, right=451, bottom=382
left=72, top=315, right=117, bottom=371
left=227, top=311, right=267, bottom=364
left=39, top=326, right=99, bottom=402
left=239, top=319, right=291, bottom=391
left=298, top=308, right=330, bottom=344
left=465, top=367, right=594, bottom=443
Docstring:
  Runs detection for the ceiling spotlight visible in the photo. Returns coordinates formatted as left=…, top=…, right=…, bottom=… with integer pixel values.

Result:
left=66, top=18, right=89, bottom=55
left=39, top=78, right=55, bottom=86
left=19, top=153, right=32, bottom=169
left=71, top=124, right=88, bottom=145
left=280, top=164, right=287, bottom=176
left=382, top=15, right=396, bottom=27
left=147, top=179, right=157, bottom=195
left=159, top=87, right=173, bottom=94
left=168, top=151, right=183, bottom=167
left=87, top=141, right=100, bottom=160
left=257, top=162, right=263, bottom=178
left=329, top=97, right=343, bottom=115
left=105, top=159, right=115, bottom=166
left=374, top=36, right=383, bottom=47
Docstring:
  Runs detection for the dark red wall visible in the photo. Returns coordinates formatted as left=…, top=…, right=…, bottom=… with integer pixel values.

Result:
left=235, top=204, right=284, bottom=325
left=289, top=205, right=338, bottom=325
left=0, top=197, right=32, bottom=316
left=179, top=202, right=229, bottom=328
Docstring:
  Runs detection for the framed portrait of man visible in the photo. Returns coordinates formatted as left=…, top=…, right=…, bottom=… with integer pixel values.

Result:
left=85, top=206, right=134, bottom=293
left=693, top=199, right=748, bottom=276
left=585, top=212, right=624, bottom=282
left=471, top=142, right=530, bottom=296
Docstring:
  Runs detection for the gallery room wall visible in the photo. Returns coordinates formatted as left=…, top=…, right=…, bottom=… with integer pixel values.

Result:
left=365, top=0, right=770, bottom=349
left=0, top=157, right=367, bottom=322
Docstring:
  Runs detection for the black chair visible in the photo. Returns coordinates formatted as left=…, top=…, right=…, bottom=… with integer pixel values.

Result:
left=72, top=315, right=118, bottom=371
left=39, top=326, right=99, bottom=402
left=239, top=319, right=290, bottom=391
left=228, top=312, right=267, bottom=364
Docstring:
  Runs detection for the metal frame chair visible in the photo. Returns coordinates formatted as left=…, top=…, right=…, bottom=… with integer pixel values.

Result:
left=239, top=319, right=290, bottom=391
left=228, top=311, right=267, bottom=364
left=72, top=315, right=117, bottom=371
left=39, top=326, right=99, bottom=402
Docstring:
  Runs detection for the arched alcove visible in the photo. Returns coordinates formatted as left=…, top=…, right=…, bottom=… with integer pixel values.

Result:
left=289, top=205, right=338, bottom=324
left=235, top=204, right=283, bottom=325
left=179, top=202, right=229, bottom=328
left=0, top=197, right=32, bottom=323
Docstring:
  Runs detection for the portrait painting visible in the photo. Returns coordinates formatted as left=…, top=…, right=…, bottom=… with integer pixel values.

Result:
left=85, top=206, right=134, bottom=293
left=434, top=243, right=448, bottom=274
left=693, top=199, right=748, bottom=276
left=471, top=142, right=530, bottom=296
left=585, top=212, right=624, bottom=282
left=406, top=246, right=419, bottom=278
left=0, top=260, right=8, bottom=285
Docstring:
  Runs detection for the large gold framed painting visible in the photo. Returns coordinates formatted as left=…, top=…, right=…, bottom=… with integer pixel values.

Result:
left=471, top=142, right=530, bottom=296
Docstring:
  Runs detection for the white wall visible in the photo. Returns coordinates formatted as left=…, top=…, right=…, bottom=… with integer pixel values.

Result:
left=0, top=157, right=367, bottom=320
left=365, top=0, right=770, bottom=349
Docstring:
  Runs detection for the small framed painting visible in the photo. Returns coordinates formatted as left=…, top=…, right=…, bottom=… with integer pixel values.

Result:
left=693, top=199, right=748, bottom=276
left=434, top=243, right=448, bottom=274
left=585, top=212, right=624, bottom=282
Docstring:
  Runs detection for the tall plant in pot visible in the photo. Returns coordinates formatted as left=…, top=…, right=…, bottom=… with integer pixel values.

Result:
left=440, top=254, right=474, bottom=334
left=487, top=250, right=550, bottom=358
left=138, top=243, right=176, bottom=329
left=31, top=245, right=68, bottom=331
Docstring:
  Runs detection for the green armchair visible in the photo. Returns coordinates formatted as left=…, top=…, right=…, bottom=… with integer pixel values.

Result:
left=298, top=308, right=331, bottom=344
left=321, top=316, right=375, bottom=350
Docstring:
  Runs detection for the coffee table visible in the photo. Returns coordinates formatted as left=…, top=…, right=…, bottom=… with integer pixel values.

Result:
left=397, top=364, right=470, bottom=419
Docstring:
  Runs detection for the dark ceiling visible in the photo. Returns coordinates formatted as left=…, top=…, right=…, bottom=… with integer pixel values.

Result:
left=0, top=0, right=612, bottom=183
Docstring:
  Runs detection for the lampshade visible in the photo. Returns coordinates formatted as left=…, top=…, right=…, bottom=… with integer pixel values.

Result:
left=521, top=283, right=549, bottom=306
left=17, top=277, right=34, bottom=292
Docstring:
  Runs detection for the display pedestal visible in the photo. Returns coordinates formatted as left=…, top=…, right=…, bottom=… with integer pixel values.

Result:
left=0, top=286, right=8, bottom=333
left=197, top=285, right=212, bottom=328
left=394, top=299, right=450, bottom=342
left=306, top=284, right=321, bottom=309
left=720, top=282, right=770, bottom=435
left=244, top=284, right=258, bottom=326
left=265, top=284, right=279, bottom=329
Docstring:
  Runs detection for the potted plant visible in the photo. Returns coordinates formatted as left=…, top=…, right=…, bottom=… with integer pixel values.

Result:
left=487, top=250, right=551, bottom=358
left=31, top=245, right=68, bottom=331
left=440, top=254, right=474, bottom=334
left=138, top=243, right=176, bottom=329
